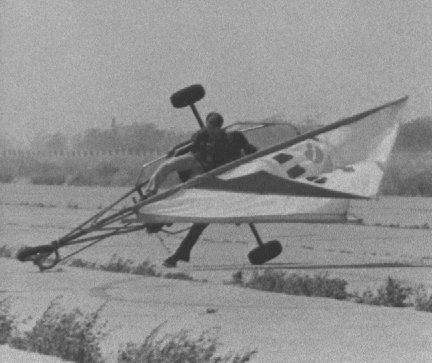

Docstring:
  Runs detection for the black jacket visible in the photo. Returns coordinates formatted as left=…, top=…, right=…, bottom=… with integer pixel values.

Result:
left=191, top=129, right=257, bottom=171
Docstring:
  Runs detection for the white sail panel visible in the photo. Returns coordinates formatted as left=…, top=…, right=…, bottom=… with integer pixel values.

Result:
left=136, top=97, right=407, bottom=224
left=137, top=189, right=351, bottom=224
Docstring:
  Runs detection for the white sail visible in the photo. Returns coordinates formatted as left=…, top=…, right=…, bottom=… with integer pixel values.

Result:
left=136, top=97, right=407, bottom=224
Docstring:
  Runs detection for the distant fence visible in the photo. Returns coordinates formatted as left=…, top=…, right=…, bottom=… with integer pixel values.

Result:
left=0, top=149, right=160, bottom=160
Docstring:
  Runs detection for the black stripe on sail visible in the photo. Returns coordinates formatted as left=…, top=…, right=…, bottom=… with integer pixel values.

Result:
left=194, top=171, right=368, bottom=199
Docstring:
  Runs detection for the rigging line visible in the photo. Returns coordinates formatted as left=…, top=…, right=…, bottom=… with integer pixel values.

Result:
left=58, top=222, right=139, bottom=263
left=58, top=238, right=105, bottom=265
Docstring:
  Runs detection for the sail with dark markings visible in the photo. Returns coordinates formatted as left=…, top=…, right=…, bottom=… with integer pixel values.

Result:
left=136, top=97, right=408, bottom=224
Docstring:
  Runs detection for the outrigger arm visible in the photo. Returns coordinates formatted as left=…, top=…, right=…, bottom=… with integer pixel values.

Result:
left=16, top=84, right=208, bottom=271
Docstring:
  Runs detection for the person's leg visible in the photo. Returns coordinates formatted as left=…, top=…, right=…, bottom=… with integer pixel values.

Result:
left=163, top=223, right=208, bottom=267
left=146, top=153, right=202, bottom=196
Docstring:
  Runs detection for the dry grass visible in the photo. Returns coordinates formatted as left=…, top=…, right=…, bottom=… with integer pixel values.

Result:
left=2, top=297, right=256, bottom=363
left=228, top=269, right=349, bottom=300
left=0, top=297, right=14, bottom=345
left=117, top=325, right=257, bottom=363
left=68, top=254, right=198, bottom=281
left=352, top=277, right=413, bottom=307
left=8, top=297, right=107, bottom=363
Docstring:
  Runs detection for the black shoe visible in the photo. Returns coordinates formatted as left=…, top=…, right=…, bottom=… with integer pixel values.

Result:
left=162, top=256, right=178, bottom=268
left=145, top=223, right=165, bottom=234
left=176, top=254, right=190, bottom=263
left=145, top=222, right=174, bottom=234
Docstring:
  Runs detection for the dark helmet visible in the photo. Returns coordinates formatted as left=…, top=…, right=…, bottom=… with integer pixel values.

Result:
left=205, top=112, right=224, bottom=128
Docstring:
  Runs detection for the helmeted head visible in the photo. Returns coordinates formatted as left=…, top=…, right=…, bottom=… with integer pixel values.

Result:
left=205, top=112, right=224, bottom=131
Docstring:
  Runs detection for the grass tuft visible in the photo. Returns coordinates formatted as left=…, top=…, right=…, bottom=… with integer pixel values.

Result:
left=9, top=297, right=107, bottom=363
left=68, top=258, right=98, bottom=270
left=352, top=277, right=413, bottom=307
left=68, top=255, right=199, bottom=281
left=2, top=297, right=257, bottom=363
left=117, top=325, right=257, bottom=363
left=413, top=287, right=432, bottom=312
left=0, top=245, right=14, bottom=258
left=133, top=259, right=162, bottom=277
left=242, top=270, right=348, bottom=300
left=163, top=272, right=194, bottom=281
left=66, top=201, right=79, bottom=209
left=0, top=297, right=15, bottom=344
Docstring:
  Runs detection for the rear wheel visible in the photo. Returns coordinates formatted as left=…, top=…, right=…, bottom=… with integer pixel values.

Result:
left=16, top=245, right=60, bottom=271
left=17, top=245, right=55, bottom=261
left=248, top=240, right=282, bottom=265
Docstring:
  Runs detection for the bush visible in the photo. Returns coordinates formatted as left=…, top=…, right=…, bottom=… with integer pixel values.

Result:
left=224, top=270, right=244, bottom=286
left=0, top=159, right=17, bottom=183
left=133, top=260, right=161, bottom=277
left=163, top=272, right=194, bottom=281
left=0, top=245, right=13, bottom=258
left=0, top=169, right=14, bottom=183
left=95, top=161, right=119, bottom=186
left=69, top=258, right=98, bottom=270
left=99, top=255, right=135, bottom=273
left=243, top=270, right=348, bottom=300
left=9, top=298, right=106, bottom=363
left=414, top=287, right=432, bottom=312
left=68, top=255, right=162, bottom=278
left=67, top=167, right=97, bottom=186
left=30, top=162, right=65, bottom=185
left=117, top=326, right=257, bottom=363
left=0, top=297, right=14, bottom=344
left=381, top=153, right=432, bottom=196
left=353, top=277, right=413, bottom=307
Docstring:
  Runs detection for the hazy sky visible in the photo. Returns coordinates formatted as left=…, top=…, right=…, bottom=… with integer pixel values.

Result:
left=1, top=0, right=431, bottom=144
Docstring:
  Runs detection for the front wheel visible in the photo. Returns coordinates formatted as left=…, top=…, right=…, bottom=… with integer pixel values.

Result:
left=247, top=240, right=282, bottom=265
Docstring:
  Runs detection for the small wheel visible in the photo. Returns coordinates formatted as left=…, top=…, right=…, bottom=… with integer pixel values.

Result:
left=248, top=240, right=282, bottom=265
left=16, top=244, right=60, bottom=271
left=17, top=245, right=55, bottom=261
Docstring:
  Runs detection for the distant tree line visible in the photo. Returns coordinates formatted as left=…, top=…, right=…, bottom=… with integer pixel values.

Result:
left=29, top=122, right=190, bottom=154
left=9, top=116, right=432, bottom=155
left=394, top=116, right=432, bottom=152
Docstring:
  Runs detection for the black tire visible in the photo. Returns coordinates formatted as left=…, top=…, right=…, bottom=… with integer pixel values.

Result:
left=248, top=240, right=283, bottom=265
left=16, top=245, right=55, bottom=262
left=170, top=84, right=205, bottom=108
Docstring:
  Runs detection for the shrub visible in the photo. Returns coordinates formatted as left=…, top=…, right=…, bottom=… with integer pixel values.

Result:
left=353, top=277, right=413, bottom=307
left=95, top=161, right=119, bottom=186
left=30, top=162, right=65, bottom=185
left=69, top=255, right=162, bottom=278
left=117, top=326, right=257, bottom=363
left=244, top=270, right=348, bottom=300
left=69, top=258, right=98, bottom=270
left=163, top=272, right=194, bottom=281
left=414, top=287, right=432, bottom=312
left=224, top=270, right=244, bottom=285
left=67, top=167, right=97, bottom=186
left=0, top=297, right=14, bottom=344
left=99, top=255, right=134, bottom=273
left=9, top=298, right=107, bottom=363
left=133, top=259, right=161, bottom=277
left=0, top=168, right=14, bottom=183
left=0, top=159, right=18, bottom=183
left=0, top=245, right=13, bottom=258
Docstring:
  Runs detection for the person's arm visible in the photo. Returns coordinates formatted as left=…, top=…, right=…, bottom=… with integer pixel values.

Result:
left=190, top=130, right=203, bottom=153
left=239, top=133, right=258, bottom=155
left=166, top=139, right=192, bottom=157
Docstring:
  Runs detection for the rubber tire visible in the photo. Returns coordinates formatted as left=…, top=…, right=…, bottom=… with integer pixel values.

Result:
left=170, top=84, right=205, bottom=108
left=247, top=240, right=283, bottom=265
left=16, top=245, right=55, bottom=262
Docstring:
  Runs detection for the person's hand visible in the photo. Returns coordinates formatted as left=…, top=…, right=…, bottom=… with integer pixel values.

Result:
left=167, top=147, right=176, bottom=157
